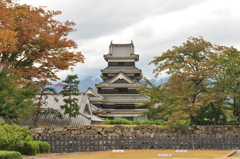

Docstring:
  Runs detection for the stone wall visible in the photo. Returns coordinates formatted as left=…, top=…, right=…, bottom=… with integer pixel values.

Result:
left=30, top=125, right=240, bottom=137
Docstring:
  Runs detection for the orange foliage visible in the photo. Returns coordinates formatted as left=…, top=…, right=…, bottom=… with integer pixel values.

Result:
left=0, top=0, right=84, bottom=81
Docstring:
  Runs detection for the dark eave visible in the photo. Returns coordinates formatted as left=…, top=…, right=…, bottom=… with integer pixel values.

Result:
left=101, top=66, right=142, bottom=74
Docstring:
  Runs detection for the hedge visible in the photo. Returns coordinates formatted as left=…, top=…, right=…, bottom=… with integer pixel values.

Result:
left=104, top=118, right=168, bottom=125
left=38, top=141, right=50, bottom=153
left=17, top=140, right=50, bottom=155
left=0, top=151, right=22, bottom=159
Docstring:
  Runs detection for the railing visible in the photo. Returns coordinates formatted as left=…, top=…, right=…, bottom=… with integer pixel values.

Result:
left=33, top=134, right=240, bottom=152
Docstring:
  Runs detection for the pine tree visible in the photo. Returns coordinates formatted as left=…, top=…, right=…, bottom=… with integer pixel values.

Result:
left=34, top=80, right=63, bottom=127
left=60, top=74, right=80, bottom=125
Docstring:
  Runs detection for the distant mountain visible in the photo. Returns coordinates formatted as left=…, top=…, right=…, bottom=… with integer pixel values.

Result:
left=52, top=76, right=102, bottom=92
left=79, top=76, right=102, bottom=92
left=53, top=76, right=167, bottom=92
left=149, top=76, right=169, bottom=86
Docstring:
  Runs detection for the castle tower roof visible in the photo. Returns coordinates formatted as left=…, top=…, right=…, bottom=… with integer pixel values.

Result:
left=104, top=41, right=139, bottom=61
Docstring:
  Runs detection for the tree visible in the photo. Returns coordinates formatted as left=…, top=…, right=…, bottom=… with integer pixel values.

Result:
left=34, top=80, right=63, bottom=127
left=0, top=0, right=84, bottom=123
left=0, top=0, right=17, bottom=56
left=60, top=74, right=80, bottom=125
left=138, top=77, right=166, bottom=117
left=216, top=47, right=240, bottom=124
left=0, top=69, right=37, bottom=124
left=150, top=37, right=225, bottom=125
left=0, top=0, right=84, bottom=81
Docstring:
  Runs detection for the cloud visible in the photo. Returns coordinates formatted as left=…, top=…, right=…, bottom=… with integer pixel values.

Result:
left=18, top=0, right=240, bottom=80
left=19, top=0, right=208, bottom=40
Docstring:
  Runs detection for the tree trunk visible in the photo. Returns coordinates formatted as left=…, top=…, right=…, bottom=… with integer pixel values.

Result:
left=210, top=102, right=219, bottom=125
left=190, top=115, right=196, bottom=125
left=68, top=114, right=72, bottom=125
left=233, top=97, right=238, bottom=125
left=68, top=83, right=72, bottom=125
left=34, top=92, right=43, bottom=127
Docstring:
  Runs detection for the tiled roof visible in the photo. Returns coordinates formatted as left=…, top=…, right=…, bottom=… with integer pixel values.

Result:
left=101, top=66, right=141, bottom=73
left=18, top=113, right=92, bottom=126
left=96, top=80, right=145, bottom=88
left=109, top=72, right=133, bottom=83
left=88, top=96, right=105, bottom=102
left=85, top=87, right=104, bottom=98
left=104, top=42, right=139, bottom=61
left=7, top=94, right=104, bottom=126
left=106, top=109, right=148, bottom=112
left=102, top=94, right=149, bottom=103
left=91, top=104, right=106, bottom=113
left=111, top=44, right=133, bottom=57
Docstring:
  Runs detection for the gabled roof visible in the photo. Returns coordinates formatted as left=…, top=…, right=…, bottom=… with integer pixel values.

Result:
left=109, top=72, right=133, bottom=84
left=91, top=104, right=107, bottom=113
left=85, top=87, right=105, bottom=102
left=79, top=93, right=93, bottom=115
left=96, top=72, right=146, bottom=88
left=104, top=41, right=139, bottom=61
left=85, top=87, right=103, bottom=98
left=101, top=66, right=142, bottom=74
left=96, top=80, right=146, bottom=88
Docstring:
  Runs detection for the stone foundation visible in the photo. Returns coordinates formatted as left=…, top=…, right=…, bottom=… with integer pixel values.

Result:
left=30, top=125, right=240, bottom=137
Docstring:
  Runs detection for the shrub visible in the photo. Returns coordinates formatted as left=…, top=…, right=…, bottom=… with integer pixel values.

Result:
left=38, top=141, right=50, bottom=153
left=0, top=150, right=22, bottom=159
left=104, top=119, right=168, bottom=125
left=173, top=120, right=190, bottom=125
left=18, top=141, right=39, bottom=155
left=0, top=123, right=50, bottom=155
left=155, top=119, right=167, bottom=125
left=104, top=118, right=111, bottom=124
left=132, top=119, right=142, bottom=125
left=0, top=123, right=31, bottom=151
left=112, top=118, right=122, bottom=124
left=17, top=140, right=50, bottom=155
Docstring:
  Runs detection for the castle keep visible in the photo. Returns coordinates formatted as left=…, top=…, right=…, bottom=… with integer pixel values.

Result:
left=86, top=41, right=149, bottom=120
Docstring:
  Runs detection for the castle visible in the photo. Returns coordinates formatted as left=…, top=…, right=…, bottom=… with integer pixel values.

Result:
left=86, top=41, right=149, bottom=121
left=11, top=41, right=149, bottom=126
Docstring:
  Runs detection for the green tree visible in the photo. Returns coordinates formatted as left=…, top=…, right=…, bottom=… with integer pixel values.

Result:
left=60, top=74, right=80, bottom=125
left=138, top=77, right=165, bottom=117
left=0, top=69, right=37, bottom=124
left=149, top=37, right=225, bottom=125
left=216, top=47, right=240, bottom=124
left=34, top=80, right=63, bottom=127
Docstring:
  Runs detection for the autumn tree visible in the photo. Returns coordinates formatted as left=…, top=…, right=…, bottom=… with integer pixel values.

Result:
left=60, top=74, right=80, bottom=125
left=0, top=0, right=84, bottom=122
left=150, top=37, right=225, bottom=125
left=0, top=0, right=84, bottom=81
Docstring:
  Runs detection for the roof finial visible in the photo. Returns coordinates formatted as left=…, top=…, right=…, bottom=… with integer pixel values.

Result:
left=111, top=40, right=113, bottom=44
left=131, top=40, right=133, bottom=44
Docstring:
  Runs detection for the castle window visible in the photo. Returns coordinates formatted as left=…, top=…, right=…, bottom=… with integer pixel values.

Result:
left=118, top=62, right=124, bottom=66
left=115, top=88, right=128, bottom=93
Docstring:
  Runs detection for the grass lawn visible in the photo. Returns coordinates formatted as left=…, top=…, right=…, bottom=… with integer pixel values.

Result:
left=55, top=150, right=232, bottom=159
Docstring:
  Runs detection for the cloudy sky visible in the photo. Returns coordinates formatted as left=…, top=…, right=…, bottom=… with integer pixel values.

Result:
left=18, top=0, right=240, bottom=81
